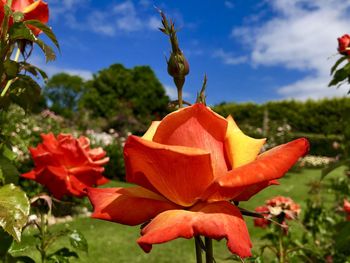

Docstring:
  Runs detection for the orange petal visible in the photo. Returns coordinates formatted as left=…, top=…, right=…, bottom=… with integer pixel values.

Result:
left=23, top=0, right=49, bottom=35
left=138, top=201, right=252, bottom=258
left=153, top=104, right=228, bottom=177
left=87, top=187, right=178, bottom=226
left=225, top=115, right=266, bottom=169
left=142, top=121, right=161, bottom=141
left=11, top=0, right=33, bottom=11
left=234, top=180, right=279, bottom=201
left=206, top=138, right=309, bottom=201
left=124, top=135, right=214, bottom=207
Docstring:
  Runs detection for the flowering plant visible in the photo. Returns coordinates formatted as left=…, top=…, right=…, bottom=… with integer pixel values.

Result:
left=22, top=133, right=109, bottom=199
left=87, top=103, right=309, bottom=259
left=329, top=34, right=350, bottom=90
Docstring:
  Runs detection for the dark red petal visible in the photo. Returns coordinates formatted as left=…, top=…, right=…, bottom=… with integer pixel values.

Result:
left=124, top=135, right=214, bottom=207
left=138, top=201, right=252, bottom=258
left=87, top=187, right=178, bottom=225
left=153, top=104, right=228, bottom=177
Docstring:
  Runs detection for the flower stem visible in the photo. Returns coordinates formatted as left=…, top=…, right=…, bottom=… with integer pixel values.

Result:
left=205, top=237, right=213, bottom=263
left=195, top=236, right=203, bottom=263
left=278, top=229, right=285, bottom=263
left=1, top=47, right=20, bottom=97
left=39, top=212, right=47, bottom=263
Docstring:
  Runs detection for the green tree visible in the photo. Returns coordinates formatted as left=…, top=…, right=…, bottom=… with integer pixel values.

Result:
left=43, top=73, right=85, bottom=118
left=79, top=64, right=170, bottom=133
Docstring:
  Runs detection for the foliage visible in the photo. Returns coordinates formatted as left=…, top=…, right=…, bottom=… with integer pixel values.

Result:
left=0, top=184, right=29, bottom=242
left=214, top=98, right=350, bottom=156
left=79, top=64, right=170, bottom=134
left=43, top=73, right=85, bottom=119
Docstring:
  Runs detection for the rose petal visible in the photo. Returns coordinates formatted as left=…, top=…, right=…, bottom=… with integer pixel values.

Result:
left=11, top=0, right=33, bottom=11
left=36, top=166, right=71, bottom=199
left=205, top=138, right=309, bottom=201
left=153, top=104, right=229, bottom=178
left=234, top=180, right=279, bottom=201
left=23, top=0, right=49, bottom=35
left=142, top=121, right=161, bottom=141
left=87, top=187, right=178, bottom=225
left=124, top=135, right=214, bottom=207
left=138, top=201, right=252, bottom=258
left=225, top=115, right=266, bottom=169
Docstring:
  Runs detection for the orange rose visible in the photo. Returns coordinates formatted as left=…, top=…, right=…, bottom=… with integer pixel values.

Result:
left=87, top=104, right=309, bottom=258
left=22, top=133, right=109, bottom=199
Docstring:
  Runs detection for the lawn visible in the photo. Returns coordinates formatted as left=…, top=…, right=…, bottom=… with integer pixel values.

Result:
left=11, top=167, right=344, bottom=262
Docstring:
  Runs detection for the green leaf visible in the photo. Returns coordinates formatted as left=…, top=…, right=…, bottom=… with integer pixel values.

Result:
left=9, top=75, right=42, bottom=112
left=24, top=20, right=60, bottom=51
left=329, top=62, right=350, bottom=87
left=4, top=60, right=20, bottom=80
left=47, top=248, right=79, bottom=263
left=8, top=255, right=36, bottom=263
left=331, top=56, right=348, bottom=75
left=69, top=230, right=88, bottom=253
left=0, top=144, right=17, bottom=161
left=0, top=156, right=19, bottom=185
left=19, top=62, right=48, bottom=82
left=0, top=227, right=13, bottom=258
left=8, top=22, right=36, bottom=42
left=35, top=38, right=56, bottom=62
left=0, top=184, right=30, bottom=242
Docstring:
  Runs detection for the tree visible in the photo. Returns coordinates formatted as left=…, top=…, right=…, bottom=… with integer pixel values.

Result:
left=79, top=64, right=170, bottom=134
left=43, top=73, right=85, bottom=118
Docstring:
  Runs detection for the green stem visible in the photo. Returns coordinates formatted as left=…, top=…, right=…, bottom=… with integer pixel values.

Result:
left=278, top=229, right=285, bottom=263
left=177, top=86, right=183, bottom=108
left=195, top=236, right=203, bottom=263
left=39, top=212, right=47, bottom=263
left=1, top=47, right=20, bottom=97
left=205, top=237, right=213, bottom=263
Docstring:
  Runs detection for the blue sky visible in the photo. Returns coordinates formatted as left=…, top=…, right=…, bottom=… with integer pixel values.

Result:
left=34, top=0, right=350, bottom=105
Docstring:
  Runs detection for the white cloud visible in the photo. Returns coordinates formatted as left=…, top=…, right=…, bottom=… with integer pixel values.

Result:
left=164, top=85, right=191, bottom=100
left=213, top=49, right=247, bottom=65
left=52, top=0, right=160, bottom=36
left=232, top=0, right=350, bottom=100
left=224, top=1, right=235, bottom=9
left=29, top=55, right=93, bottom=80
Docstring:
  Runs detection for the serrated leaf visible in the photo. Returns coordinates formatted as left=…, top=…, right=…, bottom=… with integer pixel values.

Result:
left=35, top=38, right=56, bottom=62
left=24, top=20, right=60, bottom=51
left=19, top=62, right=48, bottom=81
left=0, top=156, right=19, bottom=185
left=0, top=184, right=30, bottom=242
left=331, top=56, right=348, bottom=75
left=69, top=230, right=88, bottom=253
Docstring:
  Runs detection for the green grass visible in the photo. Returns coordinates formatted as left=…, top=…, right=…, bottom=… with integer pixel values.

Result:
left=11, top=167, right=345, bottom=262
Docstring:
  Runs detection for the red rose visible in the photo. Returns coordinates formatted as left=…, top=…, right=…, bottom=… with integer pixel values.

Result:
left=87, top=104, right=309, bottom=258
left=22, top=133, right=109, bottom=199
left=0, top=0, right=49, bottom=35
left=338, top=34, right=350, bottom=56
